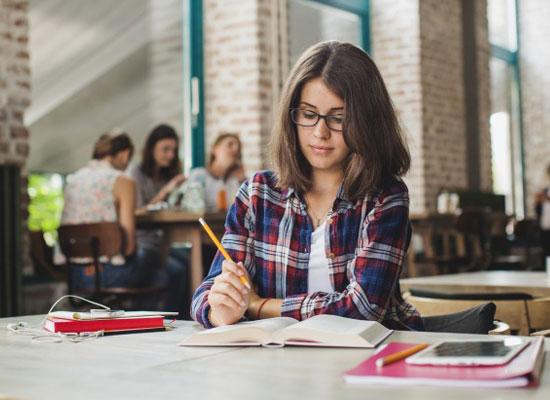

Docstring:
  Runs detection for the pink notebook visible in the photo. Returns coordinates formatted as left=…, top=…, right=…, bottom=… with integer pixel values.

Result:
left=344, top=338, right=545, bottom=388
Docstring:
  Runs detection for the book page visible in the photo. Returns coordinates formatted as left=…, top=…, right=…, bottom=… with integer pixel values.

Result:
left=274, top=315, right=392, bottom=348
left=181, top=317, right=298, bottom=346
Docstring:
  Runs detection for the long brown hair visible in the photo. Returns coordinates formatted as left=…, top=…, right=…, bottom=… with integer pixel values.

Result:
left=140, top=124, right=181, bottom=181
left=270, top=41, right=410, bottom=202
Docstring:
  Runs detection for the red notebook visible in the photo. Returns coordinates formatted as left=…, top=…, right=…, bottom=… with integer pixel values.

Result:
left=344, top=338, right=545, bottom=388
left=44, top=316, right=165, bottom=334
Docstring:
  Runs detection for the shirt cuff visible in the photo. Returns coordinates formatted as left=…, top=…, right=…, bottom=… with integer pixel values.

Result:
left=281, top=294, right=308, bottom=320
left=201, top=304, right=215, bottom=329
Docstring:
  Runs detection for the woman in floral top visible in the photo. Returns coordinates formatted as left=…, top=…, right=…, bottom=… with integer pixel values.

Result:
left=61, top=131, right=164, bottom=291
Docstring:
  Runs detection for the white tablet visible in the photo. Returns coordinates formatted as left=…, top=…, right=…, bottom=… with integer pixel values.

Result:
left=405, top=338, right=530, bottom=366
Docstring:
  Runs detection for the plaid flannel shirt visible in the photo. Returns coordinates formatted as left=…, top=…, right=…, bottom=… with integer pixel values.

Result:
left=191, top=170, right=423, bottom=330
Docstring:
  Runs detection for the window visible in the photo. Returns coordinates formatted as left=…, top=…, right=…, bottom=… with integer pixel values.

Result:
left=288, top=0, right=370, bottom=68
left=488, top=0, right=523, bottom=217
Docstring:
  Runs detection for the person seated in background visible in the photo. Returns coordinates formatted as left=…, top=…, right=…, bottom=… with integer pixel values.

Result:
left=187, top=133, right=247, bottom=269
left=128, top=124, right=186, bottom=211
left=60, top=129, right=166, bottom=298
left=535, top=163, right=550, bottom=267
left=187, top=133, right=246, bottom=212
left=127, top=124, right=190, bottom=317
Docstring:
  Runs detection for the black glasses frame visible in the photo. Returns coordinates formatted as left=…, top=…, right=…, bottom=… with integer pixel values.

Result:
left=289, top=108, right=344, bottom=132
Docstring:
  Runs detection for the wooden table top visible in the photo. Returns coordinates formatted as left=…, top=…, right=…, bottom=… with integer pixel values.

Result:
left=400, top=270, right=550, bottom=298
left=136, top=210, right=227, bottom=224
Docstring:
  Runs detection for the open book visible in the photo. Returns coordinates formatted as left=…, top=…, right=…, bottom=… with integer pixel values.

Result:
left=180, top=314, right=392, bottom=348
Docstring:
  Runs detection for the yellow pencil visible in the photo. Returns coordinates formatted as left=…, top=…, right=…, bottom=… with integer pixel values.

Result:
left=199, top=218, right=251, bottom=289
left=375, top=343, right=429, bottom=367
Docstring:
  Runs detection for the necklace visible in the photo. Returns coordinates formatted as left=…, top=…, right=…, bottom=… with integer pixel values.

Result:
left=304, top=193, right=333, bottom=229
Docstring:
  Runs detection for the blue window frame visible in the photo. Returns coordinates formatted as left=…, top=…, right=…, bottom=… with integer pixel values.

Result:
left=182, top=0, right=205, bottom=171
left=308, top=0, right=370, bottom=53
left=488, top=0, right=524, bottom=217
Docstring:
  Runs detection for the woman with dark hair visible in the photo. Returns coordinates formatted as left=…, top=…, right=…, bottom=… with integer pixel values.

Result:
left=187, top=133, right=246, bottom=212
left=191, top=41, right=423, bottom=330
left=130, top=124, right=186, bottom=209
left=128, top=124, right=190, bottom=317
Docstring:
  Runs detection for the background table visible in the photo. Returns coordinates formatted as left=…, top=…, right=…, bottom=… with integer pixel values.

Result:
left=136, top=211, right=226, bottom=295
left=400, top=270, right=550, bottom=298
left=1, top=315, right=549, bottom=400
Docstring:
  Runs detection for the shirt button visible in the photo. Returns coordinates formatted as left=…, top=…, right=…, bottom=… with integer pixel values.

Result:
left=328, top=253, right=335, bottom=259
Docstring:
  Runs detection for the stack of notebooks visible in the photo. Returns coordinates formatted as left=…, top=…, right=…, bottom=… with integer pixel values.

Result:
left=45, top=311, right=177, bottom=335
left=343, top=338, right=545, bottom=388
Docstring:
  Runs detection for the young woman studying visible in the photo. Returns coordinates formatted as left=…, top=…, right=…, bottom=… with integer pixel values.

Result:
left=190, top=41, right=423, bottom=330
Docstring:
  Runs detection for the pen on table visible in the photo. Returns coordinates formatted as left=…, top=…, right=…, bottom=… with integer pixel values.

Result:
left=198, top=217, right=251, bottom=289
left=375, top=343, right=429, bottom=367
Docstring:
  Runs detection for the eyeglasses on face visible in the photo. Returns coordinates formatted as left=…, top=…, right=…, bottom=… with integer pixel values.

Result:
left=289, top=108, right=344, bottom=132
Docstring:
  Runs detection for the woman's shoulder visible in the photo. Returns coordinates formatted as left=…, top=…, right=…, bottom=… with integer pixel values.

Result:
left=248, top=170, right=280, bottom=189
left=366, top=176, right=409, bottom=204
left=239, top=170, right=283, bottom=199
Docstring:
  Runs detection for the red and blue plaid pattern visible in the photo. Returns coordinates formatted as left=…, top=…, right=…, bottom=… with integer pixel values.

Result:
left=191, top=171, right=423, bottom=330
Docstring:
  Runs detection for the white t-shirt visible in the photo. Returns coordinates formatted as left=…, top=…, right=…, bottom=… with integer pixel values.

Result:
left=307, top=221, right=333, bottom=294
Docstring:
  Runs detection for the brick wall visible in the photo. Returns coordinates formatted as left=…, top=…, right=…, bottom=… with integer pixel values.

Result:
left=203, top=0, right=287, bottom=174
left=419, top=0, right=467, bottom=211
left=370, top=0, right=425, bottom=213
left=518, top=0, right=550, bottom=216
left=204, top=0, right=263, bottom=173
left=371, top=0, right=490, bottom=213
left=476, top=0, right=492, bottom=192
left=0, top=0, right=31, bottom=274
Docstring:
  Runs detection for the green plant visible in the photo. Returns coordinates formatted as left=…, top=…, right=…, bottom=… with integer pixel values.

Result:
left=28, top=173, right=64, bottom=246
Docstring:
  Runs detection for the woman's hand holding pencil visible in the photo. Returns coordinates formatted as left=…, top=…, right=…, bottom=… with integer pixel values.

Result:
left=199, top=218, right=255, bottom=326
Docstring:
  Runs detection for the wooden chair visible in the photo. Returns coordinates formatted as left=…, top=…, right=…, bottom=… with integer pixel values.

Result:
left=450, top=208, right=491, bottom=271
left=407, top=213, right=459, bottom=277
left=58, top=222, right=166, bottom=308
left=404, top=290, right=550, bottom=336
left=488, top=218, right=542, bottom=270
left=407, top=209, right=489, bottom=276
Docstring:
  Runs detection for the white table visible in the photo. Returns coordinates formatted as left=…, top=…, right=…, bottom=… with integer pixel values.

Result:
left=1, top=315, right=549, bottom=400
